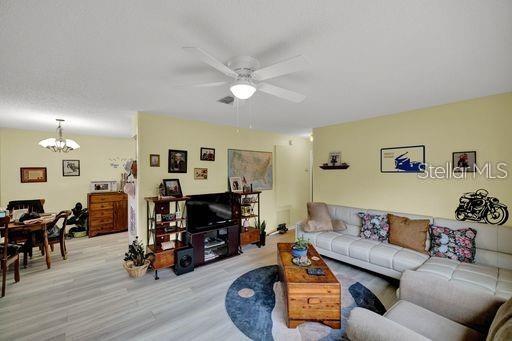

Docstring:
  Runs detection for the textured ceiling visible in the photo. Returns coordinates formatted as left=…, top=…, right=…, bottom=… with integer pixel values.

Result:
left=1, top=1, right=511, bottom=137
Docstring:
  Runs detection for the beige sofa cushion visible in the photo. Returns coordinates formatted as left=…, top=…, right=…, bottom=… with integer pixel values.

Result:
left=488, top=298, right=512, bottom=341
left=303, top=202, right=334, bottom=232
left=385, top=300, right=484, bottom=341
left=388, top=214, right=429, bottom=254
left=416, top=257, right=512, bottom=299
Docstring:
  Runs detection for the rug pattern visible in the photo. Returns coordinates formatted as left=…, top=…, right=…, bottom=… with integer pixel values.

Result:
left=225, top=265, right=386, bottom=340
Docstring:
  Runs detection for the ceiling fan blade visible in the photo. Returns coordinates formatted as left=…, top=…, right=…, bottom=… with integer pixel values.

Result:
left=172, top=81, right=227, bottom=88
left=182, top=47, right=238, bottom=78
left=190, top=81, right=228, bottom=88
left=253, top=55, right=308, bottom=81
left=258, top=83, right=306, bottom=103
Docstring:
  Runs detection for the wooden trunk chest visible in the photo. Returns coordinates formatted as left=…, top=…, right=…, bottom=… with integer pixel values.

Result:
left=277, top=243, right=341, bottom=329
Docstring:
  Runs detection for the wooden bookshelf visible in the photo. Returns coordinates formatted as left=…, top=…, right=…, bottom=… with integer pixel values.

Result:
left=232, top=191, right=262, bottom=249
left=145, top=196, right=190, bottom=279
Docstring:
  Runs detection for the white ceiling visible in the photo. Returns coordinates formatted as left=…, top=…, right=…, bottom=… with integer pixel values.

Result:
left=1, top=1, right=511, bottom=137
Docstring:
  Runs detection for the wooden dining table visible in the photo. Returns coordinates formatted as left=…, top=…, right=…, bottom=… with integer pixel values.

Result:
left=3, top=218, right=53, bottom=269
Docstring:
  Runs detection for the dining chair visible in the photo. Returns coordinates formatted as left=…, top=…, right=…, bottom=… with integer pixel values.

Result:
left=7, top=199, right=45, bottom=213
left=1, top=216, right=21, bottom=297
left=37, top=211, right=71, bottom=260
left=7, top=199, right=45, bottom=264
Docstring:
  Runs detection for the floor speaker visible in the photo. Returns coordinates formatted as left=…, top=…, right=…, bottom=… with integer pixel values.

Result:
left=174, top=246, right=194, bottom=275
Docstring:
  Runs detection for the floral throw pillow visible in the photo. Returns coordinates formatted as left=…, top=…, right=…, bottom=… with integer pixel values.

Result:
left=429, top=226, right=477, bottom=263
left=358, top=212, right=389, bottom=242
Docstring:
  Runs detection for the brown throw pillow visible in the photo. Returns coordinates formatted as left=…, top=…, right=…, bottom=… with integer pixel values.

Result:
left=303, top=202, right=333, bottom=232
left=388, top=214, right=429, bottom=254
left=332, top=219, right=347, bottom=231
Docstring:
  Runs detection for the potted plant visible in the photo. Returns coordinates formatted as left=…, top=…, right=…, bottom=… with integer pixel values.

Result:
left=259, top=220, right=267, bottom=246
left=291, top=236, right=309, bottom=258
left=123, top=237, right=151, bottom=278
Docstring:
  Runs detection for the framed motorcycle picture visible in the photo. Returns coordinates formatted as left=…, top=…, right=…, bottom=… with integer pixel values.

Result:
left=452, top=151, right=476, bottom=172
left=380, top=145, right=425, bottom=173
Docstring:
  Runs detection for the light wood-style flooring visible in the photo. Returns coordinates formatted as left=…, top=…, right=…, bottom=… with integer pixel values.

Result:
left=0, top=231, right=398, bottom=340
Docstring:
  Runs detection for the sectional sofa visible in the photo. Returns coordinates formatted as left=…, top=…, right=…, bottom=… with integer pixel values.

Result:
left=296, top=204, right=512, bottom=299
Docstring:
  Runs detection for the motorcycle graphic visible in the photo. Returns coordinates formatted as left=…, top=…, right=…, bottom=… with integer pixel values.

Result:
left=455, top=189, right=509, bottom=225
left=394, top=152, right=425, bottom=172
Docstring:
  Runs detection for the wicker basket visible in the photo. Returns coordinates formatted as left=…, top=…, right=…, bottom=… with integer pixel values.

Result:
left=123, top=260, right=150, bottom=278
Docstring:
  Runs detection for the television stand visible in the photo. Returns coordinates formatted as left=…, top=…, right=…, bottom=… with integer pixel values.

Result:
left=186, top=225, right=240, bottom=266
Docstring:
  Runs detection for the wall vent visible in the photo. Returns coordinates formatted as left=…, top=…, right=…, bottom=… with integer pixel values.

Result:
left=218, top=96, right=234, bottom=104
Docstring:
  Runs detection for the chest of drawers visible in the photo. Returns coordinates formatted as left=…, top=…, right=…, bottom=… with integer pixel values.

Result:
left=88, top=192, right=128, bottom=237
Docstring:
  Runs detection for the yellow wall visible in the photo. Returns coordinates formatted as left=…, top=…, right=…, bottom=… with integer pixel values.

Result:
left=136, top=112, right=311, bottom=243
left=313, top=93, right=512, bottom=226
left=0, top=128, right=134, bottom=212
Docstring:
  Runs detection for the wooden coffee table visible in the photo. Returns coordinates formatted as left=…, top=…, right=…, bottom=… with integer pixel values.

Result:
left=277, top=243, right=341, bottom=329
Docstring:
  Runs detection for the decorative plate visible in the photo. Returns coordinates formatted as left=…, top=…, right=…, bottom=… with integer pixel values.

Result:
left=292, top=257, right=312, bottom=267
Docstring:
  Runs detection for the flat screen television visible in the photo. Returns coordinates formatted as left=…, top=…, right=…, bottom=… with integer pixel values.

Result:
left=186, top=193, right=234, bottom=232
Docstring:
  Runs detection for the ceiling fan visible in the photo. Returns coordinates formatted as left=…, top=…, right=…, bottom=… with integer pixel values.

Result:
left=182, top=47, right=307, bottom=103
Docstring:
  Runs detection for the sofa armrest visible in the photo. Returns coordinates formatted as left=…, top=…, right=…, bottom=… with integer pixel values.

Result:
left=347, top=307, right=430, bottom=341
left=400, top=270, right=505, bottom=332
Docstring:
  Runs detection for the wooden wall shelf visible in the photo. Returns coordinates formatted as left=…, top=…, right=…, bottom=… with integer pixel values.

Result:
left=319, top=164, right=350, bottom=170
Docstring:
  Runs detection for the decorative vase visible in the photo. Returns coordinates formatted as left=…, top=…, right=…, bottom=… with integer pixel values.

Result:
left=291, top=247, right=307, bottom=258
left=123, top=260, right=150, bottom=278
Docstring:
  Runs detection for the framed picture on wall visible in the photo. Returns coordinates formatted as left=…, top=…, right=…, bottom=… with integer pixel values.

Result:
left=20, top=167, right=47, bottom=183
left=168, top=150, right=187, bottom=173
left=380, top=145, right=425, bottom=173
left=452, top=151, right=476, bottom=172
left=62, top=160, right=80, bottom=176
left=149, top=154, right=160, bottom=167
left=194, top=168, right=208, bottom=180
left=200, top=147, right=215, bottom=161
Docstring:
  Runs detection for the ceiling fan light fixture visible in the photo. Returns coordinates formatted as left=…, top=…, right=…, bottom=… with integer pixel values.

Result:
left=230, top=79, right=256, bottom=100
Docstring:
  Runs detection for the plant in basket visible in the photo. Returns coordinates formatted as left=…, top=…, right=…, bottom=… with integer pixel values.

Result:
left=123, top=237, right=152, bottom=278
left=291, top=236, right=309, bottom=258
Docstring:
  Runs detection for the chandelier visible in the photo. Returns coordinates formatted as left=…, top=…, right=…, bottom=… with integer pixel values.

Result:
left=38, top=119, right=80, bottom=152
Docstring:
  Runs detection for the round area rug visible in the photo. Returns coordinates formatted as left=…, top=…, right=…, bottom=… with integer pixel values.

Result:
left=225, top=265, right=386, bottom=341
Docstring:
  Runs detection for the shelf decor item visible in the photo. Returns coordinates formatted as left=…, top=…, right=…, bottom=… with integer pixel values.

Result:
left=328, top=151, right=341, bottom=166
left=162, top=178, right=183, bottom=197
left=291, top=236, right=309, bottom=258
left=20, top=167, right=47, bottom=183
left=229, top=176, right=243, bottom=193
left=380, top=145, right=425, bottom=173
left=90, top=181, right=117, bottom=192
left=123, top=237, right=151, bottom=278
